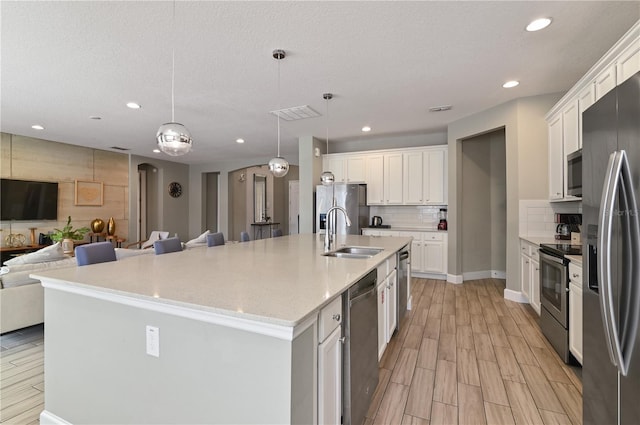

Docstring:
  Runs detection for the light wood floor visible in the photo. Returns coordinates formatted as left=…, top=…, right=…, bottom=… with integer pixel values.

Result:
left=0, top=278, right=582, bottom=425
left=0, top=324, right=44, bottom=424
left=366, top=278, right=582, bottom=425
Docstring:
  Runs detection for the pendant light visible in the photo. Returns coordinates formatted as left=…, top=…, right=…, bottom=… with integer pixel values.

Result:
left=320, top=93, right=335, bottom=186
left=156, top=0, right=193, bottom=156
left=268, top=49, right=289, bottom=178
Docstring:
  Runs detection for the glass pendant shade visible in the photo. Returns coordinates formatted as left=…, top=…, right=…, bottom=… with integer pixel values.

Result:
left=156, top=122, right=193, bottom=156
left=320, top=171, right=335, bottom=185
left=268, top=156, right=289, bottom=178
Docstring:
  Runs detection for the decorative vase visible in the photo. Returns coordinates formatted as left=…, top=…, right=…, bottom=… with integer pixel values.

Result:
left=107, top=217, right=116, bottom=236
left=91, top=218, right=105, bottom=233
left=61, top=238, right=74, bottom=254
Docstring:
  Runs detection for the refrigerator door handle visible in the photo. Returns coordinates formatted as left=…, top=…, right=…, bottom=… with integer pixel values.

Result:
left=597, top=150, right=639, bottom=377
left=598, top=150, right=623, bottom=371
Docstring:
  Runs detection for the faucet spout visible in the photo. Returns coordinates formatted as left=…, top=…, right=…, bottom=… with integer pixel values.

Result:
left=324, top=206, right=351, bottom=252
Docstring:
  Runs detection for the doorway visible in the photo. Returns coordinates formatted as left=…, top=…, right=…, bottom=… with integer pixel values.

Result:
left=461, top=128, right=507, bottom=279
left=289, top=180, right=300, bottom=234
left=137, top=163, right=160, bottom=242
left=204, top=172, right=219, bottom=232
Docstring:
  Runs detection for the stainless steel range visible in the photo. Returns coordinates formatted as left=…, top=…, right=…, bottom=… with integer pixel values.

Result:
left=539, top=243, right=582, bottom=363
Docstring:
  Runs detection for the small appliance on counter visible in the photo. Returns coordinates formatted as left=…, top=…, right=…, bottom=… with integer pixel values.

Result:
left=369, top=216, right=390, bottom=228
left=437, top=208, right=448, bottom=231
left=554, top=213, right=581, bottom=240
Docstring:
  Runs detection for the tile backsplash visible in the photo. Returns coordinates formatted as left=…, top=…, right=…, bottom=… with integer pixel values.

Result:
left=369, top=205, right=446, bottom=229
left=519, top=200, right=581, bottom=237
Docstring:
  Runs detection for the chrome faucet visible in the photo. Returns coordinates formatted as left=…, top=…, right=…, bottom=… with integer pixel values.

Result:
left=324, top=205, right=352, bottom=252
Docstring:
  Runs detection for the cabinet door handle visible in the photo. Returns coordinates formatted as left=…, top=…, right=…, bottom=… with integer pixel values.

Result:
left=332, top=314, right=341, bottom=322
left=339, top=336, right=346, bottom=344
left=572, top=273, right=580, bottom=278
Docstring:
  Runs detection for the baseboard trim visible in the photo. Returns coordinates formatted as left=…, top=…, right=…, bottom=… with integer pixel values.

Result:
left=40, top=410, right=71, bottom=425
left=447, top=274, right=463, bottom=284
left=504, top=289, right=529, bottom=303
left=462, top=270, right=507, bottom=281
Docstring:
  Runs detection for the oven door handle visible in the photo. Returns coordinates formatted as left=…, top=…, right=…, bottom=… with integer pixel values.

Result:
left=539, top=250, right=566, bottom=265
left=597, top=150, right=640, bottom=377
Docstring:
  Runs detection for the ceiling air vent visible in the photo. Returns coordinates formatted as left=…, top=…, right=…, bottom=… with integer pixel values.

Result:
left=110, top=146, right=130, bottom=151
left=270, top=105, right=321, bottom=121
left=429, top=105, right=452, bottom=112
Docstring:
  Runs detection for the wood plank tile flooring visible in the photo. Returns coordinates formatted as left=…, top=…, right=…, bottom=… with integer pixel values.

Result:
left=366, top=278, right=582, bottom=425
left=0, top=279, right=582, bottom=424
left=0, top=324, right=44, bottom=424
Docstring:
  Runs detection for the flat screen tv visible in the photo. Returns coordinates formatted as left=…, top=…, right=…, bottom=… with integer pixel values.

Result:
left=1, top=178, right=58, bottom=220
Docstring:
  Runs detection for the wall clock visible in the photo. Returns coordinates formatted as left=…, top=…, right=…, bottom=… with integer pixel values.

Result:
left=168, top=181, right=183, bottom=198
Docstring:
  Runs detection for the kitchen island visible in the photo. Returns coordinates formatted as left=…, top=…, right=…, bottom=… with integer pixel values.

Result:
left=33, top=234, right=410, bottom=424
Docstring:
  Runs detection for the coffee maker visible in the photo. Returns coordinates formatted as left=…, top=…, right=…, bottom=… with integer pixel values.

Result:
left=555, top=213, right=581, bottom=240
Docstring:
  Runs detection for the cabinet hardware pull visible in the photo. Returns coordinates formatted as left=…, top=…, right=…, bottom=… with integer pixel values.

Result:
left=332, top=314, right=341, bottom=321
left=572, top=273, right=579, bottom=278
left=339, top=336, right=346, bottom=344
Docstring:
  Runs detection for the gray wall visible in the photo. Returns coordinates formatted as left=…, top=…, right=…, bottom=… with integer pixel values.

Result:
left=460, top=130, right=506, bottom=274
left=448, top=93, right=562, bottom=292
left=188, top=154, right=298, bottom=240
left=330, top=131, right=447, bottom=153
left=298, top=136, right=326, bottom=234
left=128, top=155, right=190, bottom=243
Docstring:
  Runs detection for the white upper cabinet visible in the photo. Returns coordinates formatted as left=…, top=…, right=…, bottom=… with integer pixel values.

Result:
left=324, top=145, right=448, bottom=206
left=326, top=157, right=346, bottom=183
left=365, top=155, right=385, bottom=205
left=546, top=21, right=639, bottom=202
left=577, top=83, right=596, bottom=148
left=385, top=154, right=404, bottom=204
left=617, top=36, right=640, bottom=85
left=346, top=156, right=366, bottom=183
left=424, top=149, right=445, bottom=204
left=595, top=64, right=617, bottom=101
left=403, top=152, right=424, bottom=204
left=548, top=113, right=564, bottom=200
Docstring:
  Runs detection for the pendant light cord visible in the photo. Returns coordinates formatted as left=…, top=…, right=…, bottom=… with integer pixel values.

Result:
left=171, top=0, right=176, bottom=122
left=326, top=97, right=329, bottom=154
left=277, top=54, right=281, bottom=157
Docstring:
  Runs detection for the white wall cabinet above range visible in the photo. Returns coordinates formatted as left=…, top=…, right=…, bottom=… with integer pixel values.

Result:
left=323, top=145, right=447, bottom=207
left=546, top=21, right=639, bottom=202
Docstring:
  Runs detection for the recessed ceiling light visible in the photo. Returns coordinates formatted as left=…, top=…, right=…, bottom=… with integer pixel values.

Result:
left=153, top=149, right=161, bottom=153
left=89, top=116, right=102, bottom=120
left=31, top=125, right=44, bottom=130
left=126, top=102, right=141, bottom=109
left=236, top=138, right=245, bottom=144
left=526, top=18, right=552, bottom=32
left=362, top=126, right=371, bottom=132
left=503, top=80, right=520, bottom=88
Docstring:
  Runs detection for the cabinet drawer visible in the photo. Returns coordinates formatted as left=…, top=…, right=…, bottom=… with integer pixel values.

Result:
left=424, top=233, right=443, bottom=241
left=387, top=255, right=397, bottom=272
left=569, top=262, right=583, bottom=288
left=530, top=249, right=540, bottom=262
left=318, top=296, right=343, bottom=342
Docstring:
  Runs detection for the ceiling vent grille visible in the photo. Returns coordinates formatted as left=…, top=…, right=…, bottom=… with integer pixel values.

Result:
left=429, top=105, right=452, bottom=112
left=110, top=146, right=130, bottom=151
left=270, top=105, right=321, bottom=121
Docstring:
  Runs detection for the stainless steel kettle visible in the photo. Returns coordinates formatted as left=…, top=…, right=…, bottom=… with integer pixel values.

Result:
left=372, top=216, right=383, bottom=227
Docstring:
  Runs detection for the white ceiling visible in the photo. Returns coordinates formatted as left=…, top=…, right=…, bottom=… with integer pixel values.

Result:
left=1, top=1, right=638, bottom=165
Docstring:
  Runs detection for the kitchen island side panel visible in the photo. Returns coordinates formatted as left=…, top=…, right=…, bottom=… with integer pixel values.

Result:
left=43, top=288, right=294, bottom=424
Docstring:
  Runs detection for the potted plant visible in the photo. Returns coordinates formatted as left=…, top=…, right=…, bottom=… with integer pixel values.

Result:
left=51, top=216, right=90, bottom=254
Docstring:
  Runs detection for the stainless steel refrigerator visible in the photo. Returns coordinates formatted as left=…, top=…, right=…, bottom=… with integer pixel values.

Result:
left=583, top=71, right=640, bottom=425
left=316, top=183, right=369, bottom=235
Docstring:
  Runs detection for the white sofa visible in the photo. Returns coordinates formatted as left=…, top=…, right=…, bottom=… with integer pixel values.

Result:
left=0, top=247, right=160, bottom=334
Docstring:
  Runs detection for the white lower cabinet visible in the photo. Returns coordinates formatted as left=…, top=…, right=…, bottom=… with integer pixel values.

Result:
left=376, top=260, right=398, bottom=361
left=396, top=231, right=447, bottom=275
left=318, top=297, right=343, bottom=424
left=569, top=262, right=583, bottom=365
left=520, top=239, right=540, bottom=315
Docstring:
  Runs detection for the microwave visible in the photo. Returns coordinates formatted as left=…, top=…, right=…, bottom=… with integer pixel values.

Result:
left=567, top=149, right=582, bottom=197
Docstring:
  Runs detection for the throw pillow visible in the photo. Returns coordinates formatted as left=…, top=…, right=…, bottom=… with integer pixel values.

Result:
left=185, top=230, right=210, bottom=247
left=3, top=242, right=66, bottom=266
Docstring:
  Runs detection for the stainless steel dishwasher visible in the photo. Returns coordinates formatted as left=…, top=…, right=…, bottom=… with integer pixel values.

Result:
left=343, top=269, right=378, bottom=425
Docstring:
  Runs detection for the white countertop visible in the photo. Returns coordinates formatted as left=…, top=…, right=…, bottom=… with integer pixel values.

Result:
left=566, top=255, right=583, bottom=265
left=365, top=226, right=447, bottom=233
left=33, top=234, right=411, bottom=328
left=519, top=235, right=559, bottom=246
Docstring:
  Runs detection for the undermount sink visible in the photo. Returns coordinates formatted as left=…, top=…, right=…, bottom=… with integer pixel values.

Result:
left=322, top=246, right=383, bottom=259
